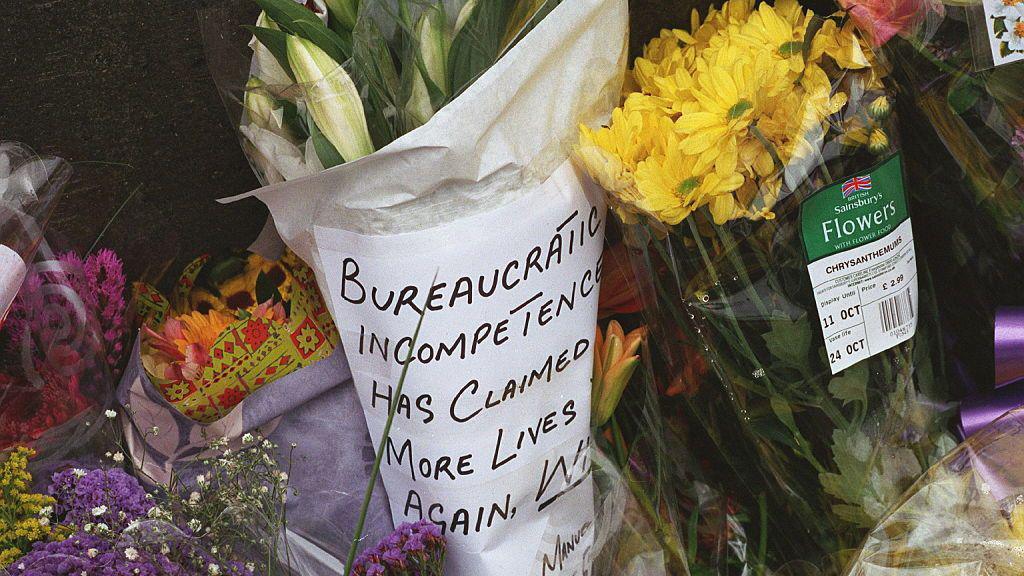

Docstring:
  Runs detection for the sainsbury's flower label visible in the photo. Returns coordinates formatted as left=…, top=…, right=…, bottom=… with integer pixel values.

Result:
left=0, top=245, right=26, bottom=326
left=981, top=0, right=1024, bottom=67
left=313, top=161, right=601, bottom=576
left=800, top=154, right=918, bottom=375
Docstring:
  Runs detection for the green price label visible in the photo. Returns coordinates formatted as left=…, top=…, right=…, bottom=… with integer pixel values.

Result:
left=800, top=154, right=909, bottom=263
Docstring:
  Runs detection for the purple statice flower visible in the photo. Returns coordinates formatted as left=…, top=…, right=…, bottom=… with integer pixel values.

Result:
left=3, top=249, right=127, bottom=378
left=49, top=468, right=152, bottom=531
left=352, top=520, right=446, bottom=576
left=83, top=249, right=128, bottom=376
left=4, top=530, right=254, bottom=576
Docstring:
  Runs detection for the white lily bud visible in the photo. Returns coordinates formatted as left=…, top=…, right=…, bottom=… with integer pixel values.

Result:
left=286, top=35, right=374, bottom=162
left=454, top=0, right=477, bottom=37
left=244, top=77, right=278, bottom=128
left=249, top=11, right=292, bottom=87
left=404, top=4, right=451, bottom=126
left=417, top=3, right=450, bottom=94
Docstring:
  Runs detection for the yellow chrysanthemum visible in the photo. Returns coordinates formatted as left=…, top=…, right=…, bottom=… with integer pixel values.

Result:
left=576, top=0, right=878, bottom=228
left=634, top=132, right=745, bottom=225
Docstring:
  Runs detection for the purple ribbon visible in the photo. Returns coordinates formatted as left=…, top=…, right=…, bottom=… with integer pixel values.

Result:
left=959, top=308, right=1024, bottom=439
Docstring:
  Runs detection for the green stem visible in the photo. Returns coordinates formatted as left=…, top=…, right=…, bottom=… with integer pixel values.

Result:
left=623, top=466, right=688, bottom=573
left=343, top=309, right=427, bottom=576
left=756, top=492, right=768, bottom=576
left=610, top=415, right=629, bottom=470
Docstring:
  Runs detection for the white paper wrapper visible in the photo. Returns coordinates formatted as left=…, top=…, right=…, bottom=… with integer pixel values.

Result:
left=223, top=0, right=628, bottom=573
left=0, top=244, right=26, bottom=324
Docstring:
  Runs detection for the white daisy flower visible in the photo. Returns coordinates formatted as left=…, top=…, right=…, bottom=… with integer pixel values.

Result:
left=991, top=0, right=1024, bottom=18
left=1007, top=18, right=1024, bottom=51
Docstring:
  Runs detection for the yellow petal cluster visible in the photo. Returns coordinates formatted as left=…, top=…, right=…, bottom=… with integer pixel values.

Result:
left=0, top=447, right=57, bottom=566
left=577, top=0, right=874, bottom=226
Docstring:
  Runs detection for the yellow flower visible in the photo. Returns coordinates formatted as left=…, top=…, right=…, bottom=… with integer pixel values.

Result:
left=634, top=131, right=745, bottom=225
left=868, top=95, right=891, bottom=120
left=736, top=0, right=815, bottom=73
left=0, top=447, right=57, bottom=563
left=676, top=46, right=791, bottom=179
left=592, top=321, right=647, bottom=427
left=868, top=128, right=890, bottom=154
left=576, top=0, right=878, bottom=229
left=176, top=310, right=234, bottom=354
left=818, top=18, right=870, bottom=70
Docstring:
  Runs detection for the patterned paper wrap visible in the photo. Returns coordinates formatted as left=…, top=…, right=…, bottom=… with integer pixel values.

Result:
left=135, top=251, right=339, bottom=422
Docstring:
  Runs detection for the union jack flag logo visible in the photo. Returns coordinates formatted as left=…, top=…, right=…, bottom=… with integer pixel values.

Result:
left=841, top=175, right=872, bottom=198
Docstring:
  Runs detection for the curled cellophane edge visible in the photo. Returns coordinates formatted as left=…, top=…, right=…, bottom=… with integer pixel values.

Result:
left=845, top=407, right=1024, bottom=576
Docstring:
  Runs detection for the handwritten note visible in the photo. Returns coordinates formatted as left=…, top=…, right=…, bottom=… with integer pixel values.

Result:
left=314, top=162, right=604, bottom=576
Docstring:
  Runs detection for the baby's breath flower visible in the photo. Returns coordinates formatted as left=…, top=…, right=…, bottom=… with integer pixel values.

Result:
left=105, top=409, right=118, bottom=419
left=242, top=433, right=254, bottom=444
left=124, top=547, right=139, bottom=561
left=92, top=505, right=108, bottom=517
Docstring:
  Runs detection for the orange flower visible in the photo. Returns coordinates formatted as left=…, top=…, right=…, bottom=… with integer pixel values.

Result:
left=598, top=243, right=644, bottom=318
left=142, top=309, right=234, bottom=383
left=664, top=345, right=706, bottom=398
left=592, top=320, right=647, bottom=426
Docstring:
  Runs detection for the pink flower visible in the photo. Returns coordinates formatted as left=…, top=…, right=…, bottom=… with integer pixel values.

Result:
left=840, top=0, right=942, bottom=46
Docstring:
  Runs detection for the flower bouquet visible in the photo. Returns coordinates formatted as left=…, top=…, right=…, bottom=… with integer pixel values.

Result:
left=838, top=0, right=1024, bottom=394
left=119, top=248, right=390, bottom=574
left=576, top=0, right=957, bottom=571
left=0, top=246, right=128, bottom=480
left=1, top=431, right=300, bottom=576
left=200, top=0, right=636, bottom=573
left=134, top=249, right=338, bottom=423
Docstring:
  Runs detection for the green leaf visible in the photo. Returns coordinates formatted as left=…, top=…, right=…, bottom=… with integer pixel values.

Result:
left=779, top=40, right=803, bottom=57
left=308, top=114, right=345, bottom=168
left=244, top=25, right=296, bottom=82
left=947, top=74, right=982, bottom=114
left=447, top=0, right=515, bottom=96
left=253, top=0, right=352, bottom=65
left=762, top=313, right=811, bottom=366
left=994, top=16, right=1008, bottom=36
left=828, top=362, right=868, bottom=406
left=255, top=271, right=279, bottom=305
left=201, top=255, right=247, bottom=290
left=769, top=396, right=809, bottom=453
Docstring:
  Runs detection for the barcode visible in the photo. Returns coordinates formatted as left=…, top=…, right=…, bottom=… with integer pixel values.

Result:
left=878, top=288, right=914, bottom=332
